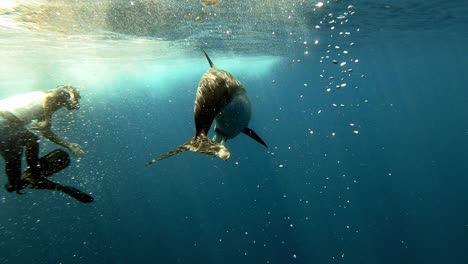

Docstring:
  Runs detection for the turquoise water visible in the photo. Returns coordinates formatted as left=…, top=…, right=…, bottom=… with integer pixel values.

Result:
left=1, top=1, right=467, bottom=263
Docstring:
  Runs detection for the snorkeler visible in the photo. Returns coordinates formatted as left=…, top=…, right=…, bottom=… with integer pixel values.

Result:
left=0, top=85, right=84, bottom=193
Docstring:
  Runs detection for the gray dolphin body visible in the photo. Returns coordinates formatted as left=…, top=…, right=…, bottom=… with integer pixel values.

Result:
left=146, top=49, right=267, bottom=166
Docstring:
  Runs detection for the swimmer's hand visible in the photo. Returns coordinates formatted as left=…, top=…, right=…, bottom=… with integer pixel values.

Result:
left=30, top=120, right=49, bottom=131
left=68, top=143, right=84, bottom=157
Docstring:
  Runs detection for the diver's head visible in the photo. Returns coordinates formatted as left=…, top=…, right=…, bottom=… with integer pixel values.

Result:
left=53, top=85, right=81, bottom=110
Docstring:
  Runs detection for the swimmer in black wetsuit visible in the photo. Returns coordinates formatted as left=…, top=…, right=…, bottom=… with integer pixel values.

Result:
left=0, top=85, right=84, bottom=193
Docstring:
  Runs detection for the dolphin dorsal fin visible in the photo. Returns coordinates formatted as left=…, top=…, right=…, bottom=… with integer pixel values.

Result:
left=201, top=48, right=215, bottom=68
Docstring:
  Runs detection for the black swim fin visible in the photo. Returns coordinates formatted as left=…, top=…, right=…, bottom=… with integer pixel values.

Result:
left=23, top=149, right=93, bottom=203
left=22, top=149, right=70, bottom=178
left=31, top=178, right=94, bottom=203
left=243, top=128, right=268, bottom=148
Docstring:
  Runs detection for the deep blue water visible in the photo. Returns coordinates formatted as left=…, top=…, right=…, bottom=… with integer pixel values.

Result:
left=1, top=1, right=468, bottom=263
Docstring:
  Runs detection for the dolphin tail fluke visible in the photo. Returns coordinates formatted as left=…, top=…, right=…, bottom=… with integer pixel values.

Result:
left=201, top=48, right=215, bottom=68
left=187, top=135, right=230, bottom=160
left=145, top=135, right=230, bottom=166
left=243, top=128, right=268, bottom=148
left=145, top=143, right=190, bottom=166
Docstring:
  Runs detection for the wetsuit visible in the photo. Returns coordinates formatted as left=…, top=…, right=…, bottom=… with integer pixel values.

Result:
left=0, top=92, right=47, bottom=191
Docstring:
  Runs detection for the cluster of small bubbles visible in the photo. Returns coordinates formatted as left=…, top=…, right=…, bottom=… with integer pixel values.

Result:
left=306, top=2, right=360, bottom=92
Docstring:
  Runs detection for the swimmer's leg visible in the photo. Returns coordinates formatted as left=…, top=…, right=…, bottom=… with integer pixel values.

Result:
left=2, top=146, right=28, bottom=193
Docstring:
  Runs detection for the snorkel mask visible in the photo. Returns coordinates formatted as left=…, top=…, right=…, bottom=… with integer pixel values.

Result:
left=56, top=85, right=81, bottom=110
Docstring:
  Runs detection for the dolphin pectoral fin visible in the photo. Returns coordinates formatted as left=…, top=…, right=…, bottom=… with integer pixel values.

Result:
left=201, top=48, right=215, bottom=68
left=188, top=135, right=230, bottom=160
left=243, top=128, right=268, bottom=148
left=145, top=143, right=190, bottom=166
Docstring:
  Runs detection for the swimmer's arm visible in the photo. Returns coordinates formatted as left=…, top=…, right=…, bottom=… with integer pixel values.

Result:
left=30, top=92, right=58, bottom=132
left=39, top=119, right=85, bottom=157
left=38, top=119, right=67, bottom=147
left=37, top=95, right=85, bottom=157
left=36, top=94, right=67, bottom=146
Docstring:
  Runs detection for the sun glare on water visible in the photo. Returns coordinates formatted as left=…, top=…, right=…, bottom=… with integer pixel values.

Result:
left=0, top=0, right=17, bottom=9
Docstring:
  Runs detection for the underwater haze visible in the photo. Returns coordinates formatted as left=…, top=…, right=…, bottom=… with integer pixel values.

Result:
left=1, top=0, right=468, bottom=263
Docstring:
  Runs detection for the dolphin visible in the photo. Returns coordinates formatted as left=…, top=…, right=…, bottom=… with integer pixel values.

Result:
left=146, top=49, right=267, bottom=166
